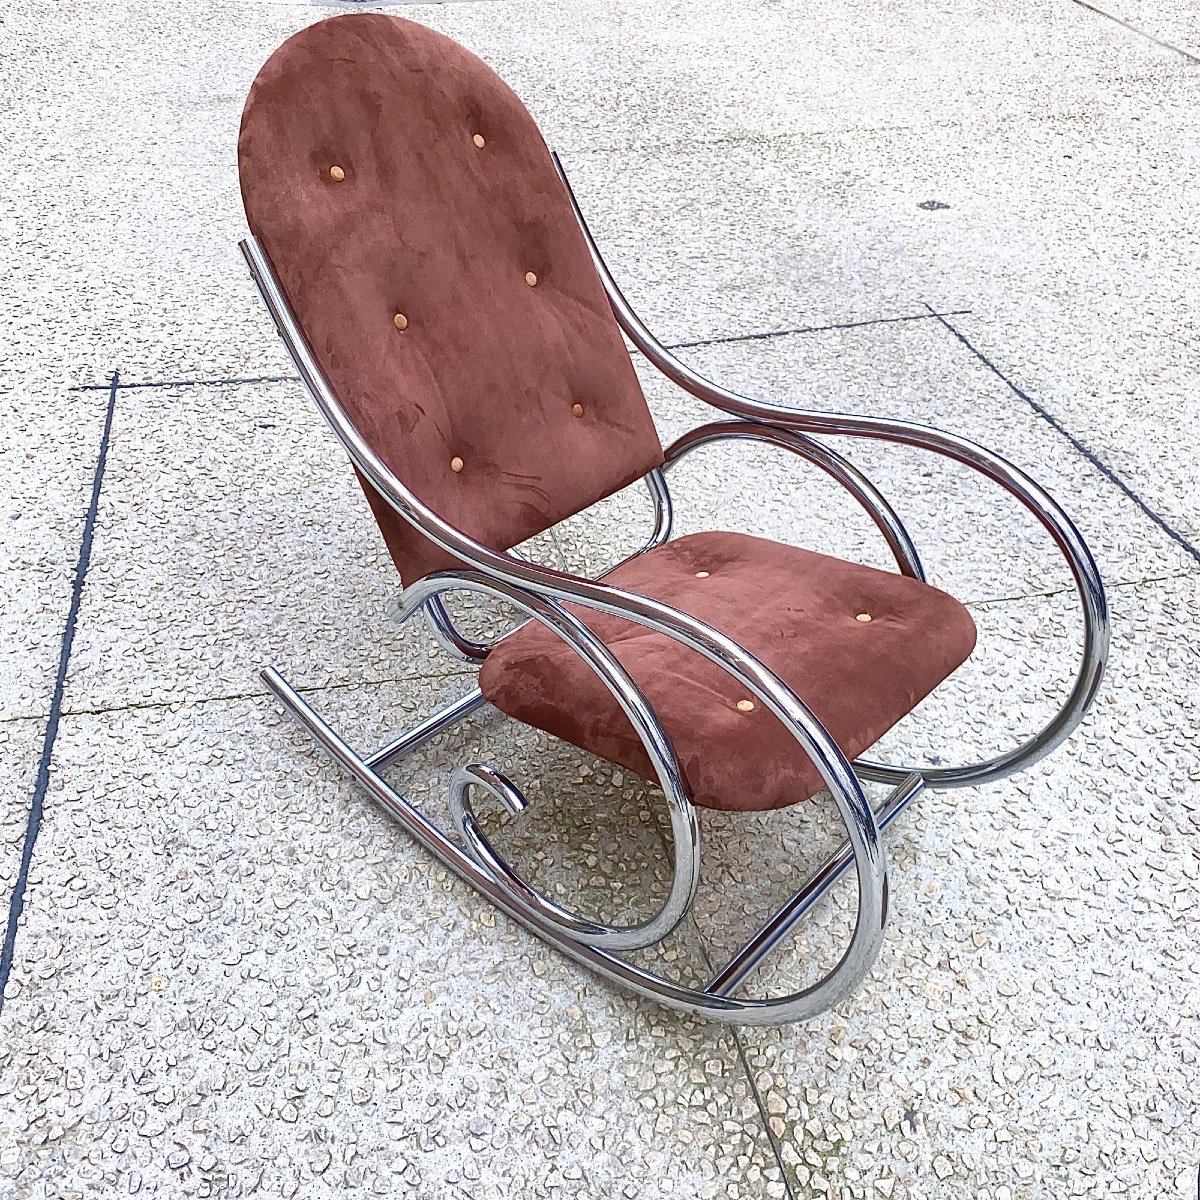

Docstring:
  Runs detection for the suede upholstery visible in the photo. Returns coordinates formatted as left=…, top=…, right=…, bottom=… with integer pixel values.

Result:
left=238, top=14, right=663, bottom=583
left=480, top=533, right=977, bottom=812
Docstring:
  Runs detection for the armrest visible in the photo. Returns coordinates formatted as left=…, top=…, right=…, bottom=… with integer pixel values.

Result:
left=663, top=420, right=925, bottom=580
left=663, top=403, right=1106, bottom=791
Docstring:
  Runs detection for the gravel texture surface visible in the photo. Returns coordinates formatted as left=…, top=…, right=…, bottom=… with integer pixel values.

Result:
left=1, top=0, right=1197, bottom=1197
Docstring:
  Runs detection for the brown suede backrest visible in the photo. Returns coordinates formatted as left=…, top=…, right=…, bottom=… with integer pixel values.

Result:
left=239, top=14, right=664, bottom=583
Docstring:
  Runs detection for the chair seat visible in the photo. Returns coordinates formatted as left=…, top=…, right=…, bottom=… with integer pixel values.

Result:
left=479, top=532, right=977, bottom=812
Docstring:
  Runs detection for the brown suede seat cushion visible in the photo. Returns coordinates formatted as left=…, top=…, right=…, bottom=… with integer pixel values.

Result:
left=479, top=532, right=977, bottom=812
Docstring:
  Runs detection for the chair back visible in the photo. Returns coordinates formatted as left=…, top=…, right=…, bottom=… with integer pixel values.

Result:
left=239, top=14, right=664, bottom=582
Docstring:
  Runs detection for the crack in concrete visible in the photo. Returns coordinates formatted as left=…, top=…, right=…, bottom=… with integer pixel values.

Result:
left=1, top=372, right=120, bottom=1010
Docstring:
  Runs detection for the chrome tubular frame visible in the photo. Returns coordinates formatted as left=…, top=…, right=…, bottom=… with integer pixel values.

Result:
left=242, top=146, right=1108, bottom=1020
left=261, top=665, right=905, bottom=1024
left=640, top=467, right=674, bottom=554
left=243, top=234, right=890, bottom=1023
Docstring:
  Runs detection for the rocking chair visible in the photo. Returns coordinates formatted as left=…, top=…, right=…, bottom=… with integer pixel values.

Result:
left=237, top=14, right=1108, bottom=1025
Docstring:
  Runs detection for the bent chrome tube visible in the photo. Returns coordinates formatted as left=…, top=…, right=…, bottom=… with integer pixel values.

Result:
left=263, top=665, right=879, bottom=1025
left=642, top=467, right=674, bottom=554
left=365, top=687, right=488, bottom=770
left=448, top=762, right=673, bottom=947
left=423, top=595, right=493, bottom=662
left=241, top=235, right=889, bottom=1018
left=397, top=569, right=699, bottom=952
left=552, top=160, right=1107, bottom=789
left=664, top=421, right=924, bottom=580
left=707, top=773, right=925, bottom=997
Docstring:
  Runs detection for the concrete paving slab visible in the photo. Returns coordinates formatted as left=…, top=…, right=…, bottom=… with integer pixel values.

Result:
left=553, top=322, right=1199, bottom=601
left=0, top=676, right=787, bottom=1198
left=1, top=152, right=295, bottom=392
left=950, top=307, right=1200, bottom=555
left=0, top=390, right=112, bottom=722
left=2, top=0, right=1186, bottom=389
left=0, top=0, right=317, bottom=389
left=60, top=378, right=572, bottom=712
left=6, top=579, right=1193, bottom=1198
left=408, top=0, right=1178, bottom=153
left=691, top=575, right=1200, bottom=1198
left=559, top=65, right=1197, bottom=346
left=4, top=0, right=1172, bottom=168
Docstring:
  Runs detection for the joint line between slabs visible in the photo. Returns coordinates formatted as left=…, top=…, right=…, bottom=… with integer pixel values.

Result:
left=70, top=310, right=970, bottom=393
left=664, top=309, right=972, bottom=351
left=1067, top=0, right=1200, bottom=64
left=926, top=305, right=1200, bottom=569
left=74, top=373, right=298, bottom=393
left=0, top=372, right=120, bottom=1012
left=693, top=933, right=800, bottom=1200
left=643, top=809, right=799, bottom=1199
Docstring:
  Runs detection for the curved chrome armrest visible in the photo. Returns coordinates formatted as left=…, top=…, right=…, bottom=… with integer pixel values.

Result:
left=659, top=399, right=1107, bottom=793
left=663, top=420, right=925, bottom=580
left=551, top=158, right=1108, bottom=788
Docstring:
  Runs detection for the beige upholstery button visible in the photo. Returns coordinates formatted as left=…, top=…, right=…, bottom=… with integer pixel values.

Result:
left=695, top=571, right=710, bottom=578
left=472, top=133, right=486, bottom=148
left=855, top=612, right=872, bottom=623
left=393, top=313, right=408, bottom=331
left=329, top=165, right=345, bottom=182
left=525, top=271, right=538, bottom=287
left=572, top=403, right=584, bottom=418
left=736, top=699, right=755, bottom=713
left=450, top=456, right=464, bottom=473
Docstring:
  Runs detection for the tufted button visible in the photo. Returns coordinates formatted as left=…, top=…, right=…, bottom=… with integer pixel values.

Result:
left=472, top=133, right=486, bottom=148
left=393, top=313, right=408, bottom=331
left=329, top=165, right=345, bottom=182
left=525, top=271, right=538, bottom=287
left=572, top=403, right=584, bottom=418
left=450, top=456, right=464, bottom=473
left=695, top=571, right=710, bottom=578
left=736, top=699, right=755, bottom=713
left=855, top=612, right=872, bottom=623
